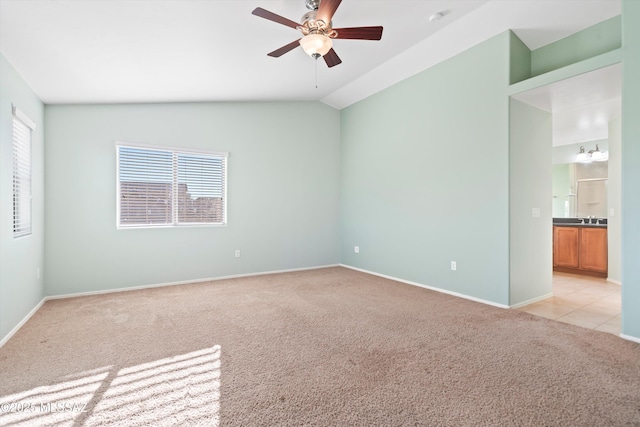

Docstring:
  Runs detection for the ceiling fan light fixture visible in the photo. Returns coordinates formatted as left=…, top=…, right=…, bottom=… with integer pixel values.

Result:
left=299, top=33, right=333, bottom=58
left=252, top=1, right=383, bottom=68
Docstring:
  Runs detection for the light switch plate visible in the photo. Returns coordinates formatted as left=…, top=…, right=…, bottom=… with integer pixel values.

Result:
left=532, top=208, right=541, bottom=218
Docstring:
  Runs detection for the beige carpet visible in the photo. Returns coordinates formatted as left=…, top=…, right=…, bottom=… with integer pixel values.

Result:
left=0, top=267, right=639, bottom=426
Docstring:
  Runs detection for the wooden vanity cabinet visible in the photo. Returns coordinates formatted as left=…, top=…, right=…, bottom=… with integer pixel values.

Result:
left=579, top=227, right=608, bottom=273
left=553, top=226, right=579, bottom=268
left=553, top=226, right=607, bottom=277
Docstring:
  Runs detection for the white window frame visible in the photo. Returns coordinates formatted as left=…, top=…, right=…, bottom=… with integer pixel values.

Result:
left=116, top=142, right=228, bottom=229
left=12, top=105, right=35, bottom=238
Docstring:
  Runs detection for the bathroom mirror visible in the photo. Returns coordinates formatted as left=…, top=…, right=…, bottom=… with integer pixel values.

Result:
left=553, top=161, right=608, bottom=218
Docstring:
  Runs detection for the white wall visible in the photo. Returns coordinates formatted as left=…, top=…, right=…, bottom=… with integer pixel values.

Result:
left=44, top=102, right=341, bottom=296
left=0, top=54, right=45, bottom=342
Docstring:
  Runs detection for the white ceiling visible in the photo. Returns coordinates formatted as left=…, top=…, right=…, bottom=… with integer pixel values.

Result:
left=0, top=0, right=621, bottom=109
left=512, top=64, right=622, bottom=146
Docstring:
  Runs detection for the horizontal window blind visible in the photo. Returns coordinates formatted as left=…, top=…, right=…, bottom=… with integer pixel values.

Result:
left=177, top=152, right=226, bottom=224
left=12, top=108, right=34, bottom=238
left=117, top=144, right=227, bottom=227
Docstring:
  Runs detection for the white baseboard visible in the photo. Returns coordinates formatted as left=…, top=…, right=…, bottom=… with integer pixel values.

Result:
left=340, top=264, right=509, bottom=309
left=510, top=293, right=554, bottom=309
left=0, top=298, right=46, bottom=349
left=620, top=334, right=640, bottom=344
left=4, top=264, right=633, bottom=348
left=607, top=278, right=622, bottom=286
left=45, top=264, right=341, bottom=300
left=1, top=264, right=339, bottom=347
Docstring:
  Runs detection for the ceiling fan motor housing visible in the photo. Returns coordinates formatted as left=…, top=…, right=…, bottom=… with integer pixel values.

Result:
left=305, top=0, right=320, bottom=11
left=300, top=10, right=335, bottom=36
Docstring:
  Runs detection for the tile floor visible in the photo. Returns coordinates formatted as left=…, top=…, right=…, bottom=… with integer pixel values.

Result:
left=518, top=272, right=621, bottom=336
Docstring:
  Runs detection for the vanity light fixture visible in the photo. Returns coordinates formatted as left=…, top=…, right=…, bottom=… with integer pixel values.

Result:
left=576, top=146, right=588, bottom=162
left=576, top=144, right=608, bottom=162
left=591, top=145, right=604, bottom=161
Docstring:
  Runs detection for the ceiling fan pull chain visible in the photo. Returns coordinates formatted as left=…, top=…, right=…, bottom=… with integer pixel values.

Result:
left=315, top=56, right=319, bottom=88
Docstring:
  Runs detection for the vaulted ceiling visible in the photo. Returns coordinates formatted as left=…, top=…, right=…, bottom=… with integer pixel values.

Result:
left=0, top=0, right=621, bottom=109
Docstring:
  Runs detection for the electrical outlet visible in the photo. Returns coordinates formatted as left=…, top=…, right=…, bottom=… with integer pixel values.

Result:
left=37, top=268, right=40, bottom=279
left=451, top=261, right=457, bottom=271
left=610, top=208, right=615, bottom=217
left=235, top=250, right=241, bottom=258
left=354, top=246, right=360, bottom=254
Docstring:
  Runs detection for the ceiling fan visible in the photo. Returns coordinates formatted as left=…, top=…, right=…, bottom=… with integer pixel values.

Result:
left=252, top=0, right=383, bottom=68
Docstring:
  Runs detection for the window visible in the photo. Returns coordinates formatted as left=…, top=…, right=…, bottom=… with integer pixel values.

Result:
left=116, top=143, right=227, bottom=228
left=12, top=106, right=35, bottom=238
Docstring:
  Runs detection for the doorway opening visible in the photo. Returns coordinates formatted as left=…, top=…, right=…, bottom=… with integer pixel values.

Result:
left=510, top=63, right=622, bottom=333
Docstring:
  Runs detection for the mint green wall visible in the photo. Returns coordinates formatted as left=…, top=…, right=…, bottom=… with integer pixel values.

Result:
left=509, top=31, right=531, bottom=84
left=340, top=33, right=510, bottom=305
left=0, top=54, right=45, bottom=340
left=621, top=0, right=640, bottom=339
left=608, top=115, right=621, bottom=283
left=509, top=99, right=552, bottom=306
left=531, top=15, right=621, bottom=77
left=44, top=102, right=340, bottom=296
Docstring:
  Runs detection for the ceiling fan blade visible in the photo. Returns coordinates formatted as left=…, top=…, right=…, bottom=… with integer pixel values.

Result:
left=316, top=0, right=342, bottom=26
left=267, top=39, right=302, bottom=57
left=323, top=48, right=342, bottom=68
left=252, top=7, right=300, bottom=29
left=333, top=26, right=383, bottom=40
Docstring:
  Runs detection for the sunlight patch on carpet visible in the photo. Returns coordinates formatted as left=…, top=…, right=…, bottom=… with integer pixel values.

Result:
left=0, top=346, right=221, bottom=427
left=0, top=369, right=109, bottom=425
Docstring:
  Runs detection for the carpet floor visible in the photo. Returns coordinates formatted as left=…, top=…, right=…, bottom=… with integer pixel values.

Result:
left=0, top=267, right=639, bottom=426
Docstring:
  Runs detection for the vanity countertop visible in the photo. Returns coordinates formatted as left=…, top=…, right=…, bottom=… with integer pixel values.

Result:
left=553, top=218, right=607, bottom=228
left=553, top=222, right=607, bottom=228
